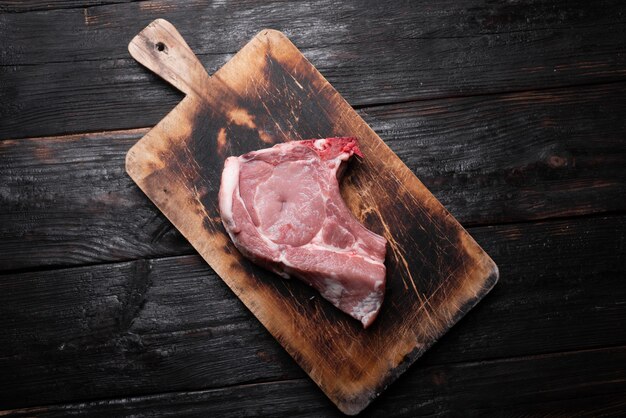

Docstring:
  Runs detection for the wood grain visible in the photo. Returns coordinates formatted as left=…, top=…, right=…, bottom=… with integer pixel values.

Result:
left=2, top=1, right=626, bottom=139
left=0, top=129, right=193, bottom=272
left=1, top=83, right=624, bottom=272
left=1, top=215, right=624, bottom=409
left=125, top=21, right=498, bottom=413
left=0, top=0, right=132, bottom=13
left=3, top=346, right=626, bottom=417
left=2, top=1, right=625, bottom=416
left=4, top=0, right=625, bottom=65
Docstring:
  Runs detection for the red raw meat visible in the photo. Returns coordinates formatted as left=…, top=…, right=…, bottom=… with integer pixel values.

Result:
left=218, top=137, right=387, bottom=327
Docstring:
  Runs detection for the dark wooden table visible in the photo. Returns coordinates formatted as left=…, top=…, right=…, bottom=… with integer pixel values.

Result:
left=2, top=1, right=625, bottom=416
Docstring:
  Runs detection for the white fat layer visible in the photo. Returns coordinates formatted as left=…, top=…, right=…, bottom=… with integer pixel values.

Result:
left=277, top=252, right=293, bottom=268
left=219, top=157, right=240, bottom=227
left=243, top=147, right=274, bottom=159
left=220, top=156, right=286, bottom=268
left=313, top=139, right=326, bottom=150
left=312, top=139, right=352, bottom=163
left=320, top=278, right=344, bottom=305
left=305, top=242, right=385, bottom=267
left=308, top=227, right=350, bottom=253
left=351, top=291, right=383, bottom=326
left=306, top=205, right=385, bottom=267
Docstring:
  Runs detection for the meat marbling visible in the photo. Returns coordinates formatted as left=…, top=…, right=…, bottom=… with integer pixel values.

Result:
left=218, top=137, right=387, bottom=328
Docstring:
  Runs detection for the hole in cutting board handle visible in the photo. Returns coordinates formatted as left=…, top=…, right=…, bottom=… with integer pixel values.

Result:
left=155, top=42, right=167, bottom=53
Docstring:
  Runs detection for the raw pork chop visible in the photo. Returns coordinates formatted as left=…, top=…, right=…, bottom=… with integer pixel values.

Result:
left=218, top=137, right=387, bottom=328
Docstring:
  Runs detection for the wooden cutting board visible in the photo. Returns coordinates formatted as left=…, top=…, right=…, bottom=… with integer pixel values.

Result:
left=126, top=19, right=498, bottom=415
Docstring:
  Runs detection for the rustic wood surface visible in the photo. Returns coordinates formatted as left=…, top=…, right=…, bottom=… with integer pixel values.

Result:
left=1, top=0, right=625, bottom=416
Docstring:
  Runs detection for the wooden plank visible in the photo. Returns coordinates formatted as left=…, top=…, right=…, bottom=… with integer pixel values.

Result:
left=1, top=83, right=624, bottom=271
left=0, top=0, right=132, bottom=13
left=124, top=23, right=497, bottom=414
left=2, top=2, right=626, bottom=138
left=0, top=255, right=301, bottom=409
left=2, top=347, right=626, bottom=417
left=1, top=215, right=624, bottom=409
left=3, top=0, right=625, bottom=66
left=0, top=129, right=194, bottom=271
left=375, top=82, right=626, bottom=225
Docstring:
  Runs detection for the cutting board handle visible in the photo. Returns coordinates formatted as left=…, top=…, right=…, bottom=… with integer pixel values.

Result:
left=128, top=19, right=210, bottom=97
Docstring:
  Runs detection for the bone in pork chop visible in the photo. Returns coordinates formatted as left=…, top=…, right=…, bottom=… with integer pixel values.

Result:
left=218, top=137, right=387, bottom=328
